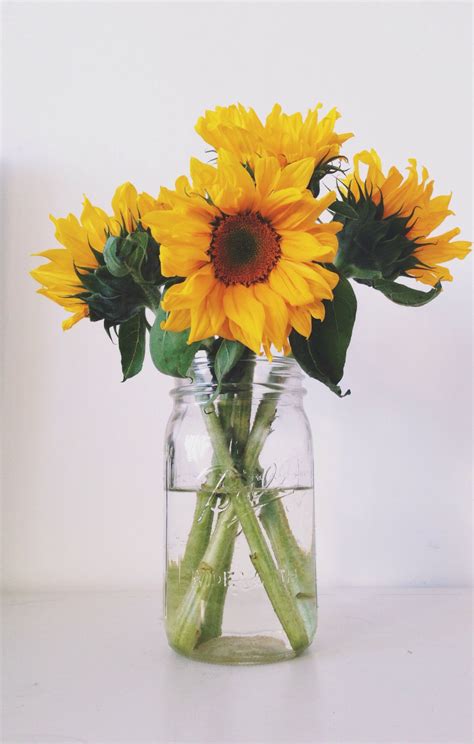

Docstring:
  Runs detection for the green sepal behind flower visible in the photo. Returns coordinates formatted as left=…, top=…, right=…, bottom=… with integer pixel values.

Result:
left=72, top=227, right=165, bottom=379
left=330, top=183, right=425, bottom=282
left=74, top=260, right=147, bottom=329
left=332, top=150, right=471, bottom=298
left=74, top=227, right=164, bottom=333
left=103, top=226, right=164, bottom=285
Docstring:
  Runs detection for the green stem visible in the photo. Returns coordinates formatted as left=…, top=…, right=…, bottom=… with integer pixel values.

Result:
left=198, top=363, right=254, bottom=644
left=170, top=499, right=239, bottom=653
left=199, top=510, right=236, bottom=644
left=133, top=273, right=162, bottom=314
left=242, top=377, right=278, bottom=476
left=197, top=393, right=236, bottom=643
left=241, top=380, right=317, bottom=636
left=165, top=479, right=218, bottom=629
left=167, top=394, right=234, bottom=632
left=170, top=360, right=314, bottom=655
left=176, top=488, right=216, bottom=573
left=259, top=491, right=317, bottom=637
left=201, top=408, right=309, bottom=652
left=230, top=358, right=255, bottom=466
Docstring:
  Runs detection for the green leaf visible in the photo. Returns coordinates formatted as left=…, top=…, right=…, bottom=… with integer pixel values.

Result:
left=290, top=276, right=356, bottom=396
left=214, top=340, right=247, bottom=383
left=149, top=304, right=201, bottom=378
left=356, top=278, right=443, bottom=306
left=118, top=312, right=147, bottom=381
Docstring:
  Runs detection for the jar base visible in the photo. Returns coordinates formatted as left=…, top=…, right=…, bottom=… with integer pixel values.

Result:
left=170, top=634, right=305, bottom=665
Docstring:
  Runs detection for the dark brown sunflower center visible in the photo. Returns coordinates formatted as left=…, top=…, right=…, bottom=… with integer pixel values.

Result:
left=209, top=212, right=281, bottom=286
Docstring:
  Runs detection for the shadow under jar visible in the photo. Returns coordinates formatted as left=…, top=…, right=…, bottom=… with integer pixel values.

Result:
left=164, top=352, right=317, bottom=665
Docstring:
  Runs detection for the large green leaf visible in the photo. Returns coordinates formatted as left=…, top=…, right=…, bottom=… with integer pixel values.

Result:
left=214, top=340, right=247, bottom=384
left=356, top=277, right=443, bottom=306
left=149, top=304, right=201, bottom=378
left=118, top=311, right=147, bottom=381
left=290, top=276, right=356, bottom=396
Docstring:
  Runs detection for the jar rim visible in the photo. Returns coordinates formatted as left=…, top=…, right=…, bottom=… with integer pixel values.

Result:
left=190, top=349, right=297, bottom=369
left=171, top=350, right=304, bottom=400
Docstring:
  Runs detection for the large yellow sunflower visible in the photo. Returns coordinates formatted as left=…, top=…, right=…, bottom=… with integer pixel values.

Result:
left=143, top=152, right=341, bottom=355
left=346, top=150, right=471, bottom=285
left=195, top=103, right=352, bottom=170
left=31, top=183, right=159, bottom=329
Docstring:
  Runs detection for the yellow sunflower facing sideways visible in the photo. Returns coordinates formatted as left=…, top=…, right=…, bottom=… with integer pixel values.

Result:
left=345, top=150, right=471, bottom=285
left=31, top=183, right=159, bottom=329
left=195, top=103, right=353, bottom=170
left=143, top=152, right=342, bottom=355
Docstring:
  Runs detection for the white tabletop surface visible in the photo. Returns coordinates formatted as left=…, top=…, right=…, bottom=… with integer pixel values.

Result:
left=2, top=588, right=472, bottom=744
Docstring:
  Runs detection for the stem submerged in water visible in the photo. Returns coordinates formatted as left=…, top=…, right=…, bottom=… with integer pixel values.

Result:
left=242, top=376, right=317, bottom=636
left=259, top=492, right=317, bottom=638
left=169, top=501, right=239, bottom=654
left=199, top=509, right=237, bottom=644
left=167, top=357, right=314, bottom=657
left=198, top=371, right=253, bottom=643
left=201, top=407, right=309, bottom=653
left=165, top=486, right=216, bottom=625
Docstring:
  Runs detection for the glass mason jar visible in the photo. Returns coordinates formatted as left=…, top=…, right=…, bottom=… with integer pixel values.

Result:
left=164, top=352, right=317, bottom=664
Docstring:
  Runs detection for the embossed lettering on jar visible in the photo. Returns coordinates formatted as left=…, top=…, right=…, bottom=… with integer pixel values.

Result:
left=164, top=353, right=317, bottom=664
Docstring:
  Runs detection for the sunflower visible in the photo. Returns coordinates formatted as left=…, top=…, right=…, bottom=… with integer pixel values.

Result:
left=143, top=151, right=341, bottom=355
left=338, top=150, right=471, bottom=285
left=195, top=103, right=352, bottom=172
left=31, top=183, right=159, bottom=329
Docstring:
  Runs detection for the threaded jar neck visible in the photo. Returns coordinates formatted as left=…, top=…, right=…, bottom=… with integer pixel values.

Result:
left=171, top=351, right=305, bottom=402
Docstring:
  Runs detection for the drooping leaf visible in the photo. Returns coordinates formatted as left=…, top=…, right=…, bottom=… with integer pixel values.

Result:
left=149, top=304, right=201, bottom=378
left=118, top=311, right=147, bottom=381
left=214, top=339, right=247, bottom=384
left=290, top=276, right=356, bottom=396
left=356, top=277, right=442, bottom=306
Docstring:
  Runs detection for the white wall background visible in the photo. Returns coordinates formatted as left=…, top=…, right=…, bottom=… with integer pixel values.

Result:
left=1, top=1, right=472, bottom=591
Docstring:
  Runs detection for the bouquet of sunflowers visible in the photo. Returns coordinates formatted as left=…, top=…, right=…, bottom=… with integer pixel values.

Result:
left=32, top=104, right=470, bottom=664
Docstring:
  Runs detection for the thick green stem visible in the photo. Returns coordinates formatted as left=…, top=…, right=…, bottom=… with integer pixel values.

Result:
left=259, top=492, right=317, bottom=637
left=242, top=386, right=278, bottom=475
left=169, top=499, right=239, bottom=653
left=199, top=512, right=236, bottom=644
left=197, top=394, right=236, bottom=643
left=167, top=394, right=233, bottom=633
left=201, top=408, right=309, bottom=653
left=134, top=276, right=162, bottom=314
left=165, top=480, right=218, bottom=628
left=242, top=382, right=316, bottom=635
left=179, top=490, right=215, bottom=574
left=230, top=360, right=255, bottom=465
left=196, top=364, right=254, bottom=645
left=169, top=360, right=314, bottom=655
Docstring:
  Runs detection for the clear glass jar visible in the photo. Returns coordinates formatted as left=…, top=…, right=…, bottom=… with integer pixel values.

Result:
left=164, top=352, right=316, bottom=664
